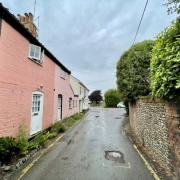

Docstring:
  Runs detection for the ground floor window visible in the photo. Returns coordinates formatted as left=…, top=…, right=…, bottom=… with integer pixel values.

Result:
left=69, top=98, right=72, bottom=109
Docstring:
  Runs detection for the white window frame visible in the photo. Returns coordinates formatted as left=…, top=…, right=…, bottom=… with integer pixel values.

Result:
left=29, top=44, right=44, bottom=63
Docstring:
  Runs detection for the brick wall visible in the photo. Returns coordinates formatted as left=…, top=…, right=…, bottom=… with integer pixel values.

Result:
left=129, top=98, right=180, bottom=178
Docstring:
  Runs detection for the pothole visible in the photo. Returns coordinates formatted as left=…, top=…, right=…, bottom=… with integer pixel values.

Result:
left=95, top=115, right=99, bottom=118
left=115, top=117, right=121, bottom=119
left=105, top=151, right=125, bottom=163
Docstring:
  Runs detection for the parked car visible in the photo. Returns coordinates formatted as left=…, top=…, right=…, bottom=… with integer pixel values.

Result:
left=117, top=102, right=125, bottom=108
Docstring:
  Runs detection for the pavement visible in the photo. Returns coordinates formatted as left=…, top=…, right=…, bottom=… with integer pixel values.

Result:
left=16, top=108, right=154, bottom=180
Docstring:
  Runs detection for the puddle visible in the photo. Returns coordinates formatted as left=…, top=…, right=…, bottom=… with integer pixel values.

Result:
left=115, top=117, right=121, bottom=119
left=105, top=151, right=125, bottom=163
left=62, top=156, right=68, bottom=160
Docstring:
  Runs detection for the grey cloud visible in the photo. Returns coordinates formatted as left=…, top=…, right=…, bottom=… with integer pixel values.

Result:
left=0, top=0, right=176, bottom=93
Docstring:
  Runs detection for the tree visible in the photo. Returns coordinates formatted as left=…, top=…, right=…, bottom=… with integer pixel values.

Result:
left=116, top=40, right=154, bottom=104
left=150, top=19, right=180, bottom=100
left=164, top=0, right=180, bottom=14
left=104, top=89, right=121, bottom=108
left=88, top=90, right=103, bottom=104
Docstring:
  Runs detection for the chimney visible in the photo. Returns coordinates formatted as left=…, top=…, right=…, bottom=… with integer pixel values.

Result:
left=17, top=13, right=38, bottom=38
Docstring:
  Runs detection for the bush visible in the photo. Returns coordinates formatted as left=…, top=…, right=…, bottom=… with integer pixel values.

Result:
left=116, top=40, right=154, bottom=103
left=150, top=19, right=180, bottom=99
left=0, top=137, right=17, bottom=163
left=16, top=126, right=29, bottom=154
left=28, top=132, right=51, bottom=150
left=104, top=89, right=121, bottom=107
left=62, top=113, right=83, bottom=128
left=50, top=122, right=66, bottom=134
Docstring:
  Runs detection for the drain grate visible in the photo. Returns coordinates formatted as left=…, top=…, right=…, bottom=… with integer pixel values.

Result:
left=105, top=151, right=125, bottom=163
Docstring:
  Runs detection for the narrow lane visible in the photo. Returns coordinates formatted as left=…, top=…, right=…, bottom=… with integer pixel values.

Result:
left=20, top=108, right=153, bottom=180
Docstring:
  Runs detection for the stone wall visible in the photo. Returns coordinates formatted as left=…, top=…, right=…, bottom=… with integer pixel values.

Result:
left=129, top=98, right=180, bottom=178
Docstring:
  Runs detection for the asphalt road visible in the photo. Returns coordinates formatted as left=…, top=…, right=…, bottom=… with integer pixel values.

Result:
left=20, top=108, right=153, bottom=180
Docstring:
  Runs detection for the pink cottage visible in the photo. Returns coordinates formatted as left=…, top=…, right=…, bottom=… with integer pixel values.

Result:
left=0, top=4, right=78, bottom=137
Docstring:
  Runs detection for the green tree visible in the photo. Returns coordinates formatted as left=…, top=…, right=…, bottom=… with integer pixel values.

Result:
left=104, top=89, right=121, bottom=108
left=164, top=0, right=180, bottom=14
left=116, top=40, right=154, bottom=104
left=88, top=90, right=103, bottom=104
left=150, top=19, right=180, bottom=99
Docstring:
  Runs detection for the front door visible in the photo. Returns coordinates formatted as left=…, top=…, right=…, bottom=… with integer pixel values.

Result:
left=57, top=94, right=62, bottom=120
left=30, top=92, right=43, bottom=135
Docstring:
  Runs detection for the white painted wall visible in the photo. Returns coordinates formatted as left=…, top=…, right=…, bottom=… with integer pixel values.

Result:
left=70, top=75, right=89, bottom=112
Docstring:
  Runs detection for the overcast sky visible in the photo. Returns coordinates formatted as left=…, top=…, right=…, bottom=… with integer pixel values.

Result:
left=1, top=0, right=176, bottom=93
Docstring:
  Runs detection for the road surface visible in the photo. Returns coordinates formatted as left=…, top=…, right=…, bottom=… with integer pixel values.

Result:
left=19, top=108, right=153, bottom=180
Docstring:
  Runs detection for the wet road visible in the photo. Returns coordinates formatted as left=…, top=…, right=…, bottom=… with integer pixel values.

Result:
left=20, top=108, right=153, bottom=180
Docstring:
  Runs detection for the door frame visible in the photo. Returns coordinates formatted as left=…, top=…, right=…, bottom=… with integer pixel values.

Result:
left=57, top=94, right=63, bottom=120
left=30, top=91, right=44, bottom=135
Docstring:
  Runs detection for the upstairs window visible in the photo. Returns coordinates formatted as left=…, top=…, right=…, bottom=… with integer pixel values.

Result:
left=29, top=44, right=44, bottom=63
left=60, top=69, right=66, bottom=79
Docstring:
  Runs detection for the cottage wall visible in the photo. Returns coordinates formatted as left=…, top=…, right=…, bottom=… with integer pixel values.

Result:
left=0, top=20, right=55, bottom=136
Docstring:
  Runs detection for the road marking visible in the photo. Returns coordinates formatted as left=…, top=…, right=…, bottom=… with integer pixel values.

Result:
left=133, top=144, right=160, bottom=180
left=17, top=134, right=64, bottom=180
left=102, top=162, right=131, bottom=169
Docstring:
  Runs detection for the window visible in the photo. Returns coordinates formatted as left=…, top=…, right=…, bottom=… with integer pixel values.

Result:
left=32, top=94, right=41, bottom=113
left=80, top=87, right=81, bottom=94
left=60, top=69, right=66, bottom=79
left=29, top=44, right=44, bottom=63
left=69, top=98, right=72, bottom=109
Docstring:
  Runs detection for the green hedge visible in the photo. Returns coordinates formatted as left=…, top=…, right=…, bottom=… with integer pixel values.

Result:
left=116, top=40, right=154, bottom=102
left=104, top=89, right=120, bottom=107
left=150, top=19, right=180, bottom=99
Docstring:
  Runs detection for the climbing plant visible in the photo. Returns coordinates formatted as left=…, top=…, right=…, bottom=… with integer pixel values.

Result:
left=150, top=19, right=180, bottom=100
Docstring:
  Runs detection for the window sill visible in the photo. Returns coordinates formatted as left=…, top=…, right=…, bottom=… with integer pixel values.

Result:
left=28, top=57, right=43, bottom=66
left=60, top=77, right=65, bottom=80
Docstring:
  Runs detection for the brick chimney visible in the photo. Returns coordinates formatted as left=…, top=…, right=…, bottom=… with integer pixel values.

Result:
left=17, top=13, right=38, bottom=38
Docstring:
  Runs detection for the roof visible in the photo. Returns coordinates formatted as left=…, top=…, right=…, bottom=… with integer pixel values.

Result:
left=71, top=75, right=89, bottom=91
left=0, top=3, right=71, bottom=74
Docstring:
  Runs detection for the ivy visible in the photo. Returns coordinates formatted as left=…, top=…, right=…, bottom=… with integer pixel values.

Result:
left=150, top=18, right=180, bottom=99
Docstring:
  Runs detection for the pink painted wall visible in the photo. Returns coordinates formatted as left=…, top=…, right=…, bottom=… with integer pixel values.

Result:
left=53, top=65, right=79, bottom=121
left=0, top=20, right=55, bottom=137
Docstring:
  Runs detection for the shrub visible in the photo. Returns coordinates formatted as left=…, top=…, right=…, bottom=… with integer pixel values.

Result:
left=28, top=132, right=51, bottom=150
left=50, top=122, right=66, bottom=134
left=150, top=19, right=180, bottom=99
left=104, top=89, right=121, bottom=107
left=0, top=137, right=17, bottom=163
left=16, top=126, right=29, bottom=154
left=116, top=40, right=154, bottom=103
left=62, top=113, right=83, bottom=128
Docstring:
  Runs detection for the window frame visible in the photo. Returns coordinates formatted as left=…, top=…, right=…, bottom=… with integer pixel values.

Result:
left=69, top=98, right=72, bottom=109
left=28, top=44, right=44, bottom=63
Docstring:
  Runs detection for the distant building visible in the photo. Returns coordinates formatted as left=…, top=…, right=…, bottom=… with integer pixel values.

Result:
left=70, top=76, right=89, bottom=112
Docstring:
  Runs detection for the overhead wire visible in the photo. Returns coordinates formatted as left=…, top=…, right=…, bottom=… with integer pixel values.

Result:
left=132, top=0, right=149, bottom=46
